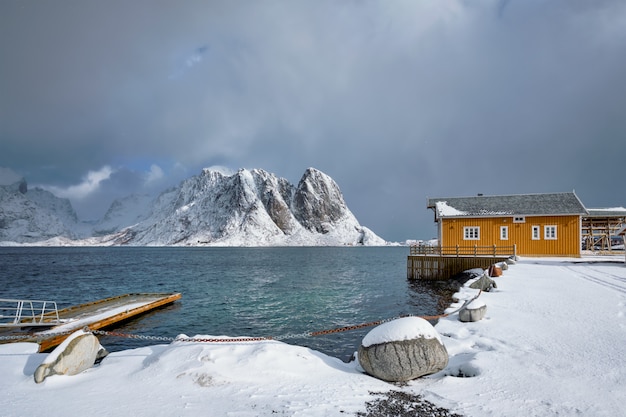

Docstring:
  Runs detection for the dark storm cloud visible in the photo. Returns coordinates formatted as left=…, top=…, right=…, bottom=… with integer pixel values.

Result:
left=1, top=0, right=625, bottom=240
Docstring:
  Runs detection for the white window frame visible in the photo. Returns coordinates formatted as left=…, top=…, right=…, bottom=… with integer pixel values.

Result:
left=544, top=225, right=557, bottom=240
left=500, top=226, right=509, bottom=240
left=513, top=216, right=526, bottom=223
left=463, top=226, right=480, bottom=240
left=532, top=226, right=540, bottom=240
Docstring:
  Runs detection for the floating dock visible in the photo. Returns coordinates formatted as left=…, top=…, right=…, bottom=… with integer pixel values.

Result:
left=1, top=293, right=181, bottom=352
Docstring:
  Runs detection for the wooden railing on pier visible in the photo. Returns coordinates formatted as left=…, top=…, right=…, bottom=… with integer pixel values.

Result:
left=409, top=244, right=517, bottom=257
left=407, top=244, right=516, bottom=280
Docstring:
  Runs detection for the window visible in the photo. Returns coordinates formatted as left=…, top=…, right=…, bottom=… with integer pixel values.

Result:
left=532, top=226, right=540, bottom=240
left=544, top=225, right=557, bottom=240
left=500, top=226, right=509, bottom=240
left=464, top=226, right=480, bottom=240
left=513, top=216, right=526, bottom=223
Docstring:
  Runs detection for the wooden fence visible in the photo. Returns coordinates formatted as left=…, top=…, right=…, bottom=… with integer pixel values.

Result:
left=409, top=244, right=517, bottom=258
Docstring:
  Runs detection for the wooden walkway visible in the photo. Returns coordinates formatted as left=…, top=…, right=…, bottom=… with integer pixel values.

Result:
left=3, top=293, right=181, bottom=352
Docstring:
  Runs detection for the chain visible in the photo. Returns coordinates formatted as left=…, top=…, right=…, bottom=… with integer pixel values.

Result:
left=0, top=334, right=32, bottom=341
left=1, top=290, right=481, bottom=346
left=0, top=328, right=77, bottom=342
left=91, top=329, right=176, bottom=342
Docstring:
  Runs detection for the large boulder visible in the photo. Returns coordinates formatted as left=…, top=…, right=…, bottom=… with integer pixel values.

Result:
left=34, top=329, right=108, bottom=383
left=358, top=317, right=448, bottom=382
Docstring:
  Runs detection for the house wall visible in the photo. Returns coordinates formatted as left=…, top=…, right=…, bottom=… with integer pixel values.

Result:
left=439, top=215, right=581, bottom=257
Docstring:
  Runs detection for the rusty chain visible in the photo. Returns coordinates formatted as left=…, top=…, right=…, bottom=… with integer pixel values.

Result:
left=0, top=290, right=481, bottom=345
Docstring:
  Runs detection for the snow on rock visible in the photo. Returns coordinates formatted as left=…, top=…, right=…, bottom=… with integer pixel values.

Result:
left=458, top=299, right=487, bottom=322
left=33, top=329, right=107, bottom=383
left=465, top=299, right=485, bottom=309
left=359, top=318, right=448, bottom=382
left=362, top=317, right=442, bottom=347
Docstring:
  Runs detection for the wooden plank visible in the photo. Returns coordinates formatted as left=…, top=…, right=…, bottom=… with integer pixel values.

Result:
left=32, top=293, right=181, bottom=352
left=407, top=255, right=509, bottom=280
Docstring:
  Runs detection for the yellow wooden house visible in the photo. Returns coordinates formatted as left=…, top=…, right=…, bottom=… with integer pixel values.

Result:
left=427, top=192, right=588, bottom=257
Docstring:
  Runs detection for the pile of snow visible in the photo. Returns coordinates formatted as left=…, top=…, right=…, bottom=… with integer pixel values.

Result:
left=1, top=256, right=625, bottom=416
left=361, top=317, right=442, bottom=347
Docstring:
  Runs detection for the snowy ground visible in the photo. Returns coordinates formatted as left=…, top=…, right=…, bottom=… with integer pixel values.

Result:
left=1, top=256, right=625, bottom=416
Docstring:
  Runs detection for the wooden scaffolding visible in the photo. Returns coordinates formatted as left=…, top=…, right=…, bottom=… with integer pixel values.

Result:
left=582, top=209, right=626, bottom=252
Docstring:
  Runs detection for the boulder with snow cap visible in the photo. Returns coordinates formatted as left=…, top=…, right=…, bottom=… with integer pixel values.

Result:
left=469, top=273, right=497, bottom=291
left=459, top=299, right=487, bottom=322
left=34, top=329, right=108, bottom=383
left=357, top=317, right=448, bottom=382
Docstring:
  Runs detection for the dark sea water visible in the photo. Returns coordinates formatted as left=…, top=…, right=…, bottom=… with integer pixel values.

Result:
left=0, top=246, right=445, bottom=361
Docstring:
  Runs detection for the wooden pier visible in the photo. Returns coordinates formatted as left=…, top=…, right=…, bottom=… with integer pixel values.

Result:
left=407, top=245, right=515, bottom=280
left=1, top=293, right=181, bottom=352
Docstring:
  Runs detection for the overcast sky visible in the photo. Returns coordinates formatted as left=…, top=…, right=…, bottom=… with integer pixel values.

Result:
left=1, top=0, right=625, bottom=242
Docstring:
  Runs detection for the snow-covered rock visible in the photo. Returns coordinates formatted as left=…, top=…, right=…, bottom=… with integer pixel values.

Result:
left=458, top=299, right=487, bottom=322
left=33, top=329, right=108, bottom=384
left=358, top=317, right=448, bottom=382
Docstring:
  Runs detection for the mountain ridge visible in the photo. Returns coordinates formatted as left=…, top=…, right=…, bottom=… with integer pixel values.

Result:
left=0, top=167, right=387, bottom=246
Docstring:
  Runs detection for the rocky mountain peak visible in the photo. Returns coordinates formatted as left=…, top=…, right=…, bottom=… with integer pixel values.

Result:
left=294, top=168, right=348, bottom=234
left=0, top=167, right=386, bottom=246
left=0, top=180, right=83, bottom=243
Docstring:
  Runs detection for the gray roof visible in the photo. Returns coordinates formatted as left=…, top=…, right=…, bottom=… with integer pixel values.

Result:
left=427, top=192, right=587, bottom=219
left=584, top=208, right=626, bottom=218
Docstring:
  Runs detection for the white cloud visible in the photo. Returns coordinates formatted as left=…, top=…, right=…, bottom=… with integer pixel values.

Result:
left=205, top=165, right=235, bottom=176
left=144, top=164, right=164, bottom=185
left=44, top=166, right=114, bottom=200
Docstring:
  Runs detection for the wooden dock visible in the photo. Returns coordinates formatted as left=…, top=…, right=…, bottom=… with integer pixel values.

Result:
left=407, top=255, right=510, bottom=280
left=407, top=245, right=515, bottom=280
left=5, top=293, right=181, bottom=352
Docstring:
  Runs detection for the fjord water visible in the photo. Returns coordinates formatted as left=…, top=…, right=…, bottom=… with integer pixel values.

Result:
left=0, top=246, right=444, bottom=361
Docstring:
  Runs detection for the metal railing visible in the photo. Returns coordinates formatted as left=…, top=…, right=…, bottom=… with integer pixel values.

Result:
left=0, top=298, right=61, bottom=327
left=409, top=244, right=516, bottom=257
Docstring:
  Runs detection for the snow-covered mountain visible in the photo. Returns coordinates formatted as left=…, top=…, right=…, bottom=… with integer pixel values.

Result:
left=0, top=168, right=386, bottom=246
left=113, top=167, right=385, bottom=246
left=0, top=179, right=88, bottom=244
